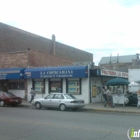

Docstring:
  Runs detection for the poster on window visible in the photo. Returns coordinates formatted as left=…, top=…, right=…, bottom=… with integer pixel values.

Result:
left=68, top=81, right=80, bottom=94
left=35, top=82, right=44, bottom=92
left=92, top=85, right=97, bottom=97
left=50, top=81, right=62, bottom=92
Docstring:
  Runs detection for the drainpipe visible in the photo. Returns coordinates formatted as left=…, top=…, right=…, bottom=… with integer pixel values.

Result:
left=52, top=34, right=56, bottom=55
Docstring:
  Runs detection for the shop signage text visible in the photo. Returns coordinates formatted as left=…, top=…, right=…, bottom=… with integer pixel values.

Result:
left=40, top=70, right=74, bottom=78
left=101, top=69, right=128, bottom=78
left=0, top=73, right=7, bottom=79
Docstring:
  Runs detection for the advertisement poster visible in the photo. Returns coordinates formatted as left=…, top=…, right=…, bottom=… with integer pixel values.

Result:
left=50, top=81, right=61, bottom=92
left=92, top=85, right=97, bottom=97
left=68, top=81, right=79, bottom=93
left=35, top=82, right=44, bottom=92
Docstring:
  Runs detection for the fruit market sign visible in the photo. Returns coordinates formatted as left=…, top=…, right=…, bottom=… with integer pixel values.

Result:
left=101, top=69, right=128, bottom=78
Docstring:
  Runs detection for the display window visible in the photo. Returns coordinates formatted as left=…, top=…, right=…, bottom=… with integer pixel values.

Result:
left=66, top=78, right=81, bottom=94
left=9, top=81, right=25, bottom=90
left=49, top=79, right=62, bottom=93
left=33, top=79, right=45, bottom=93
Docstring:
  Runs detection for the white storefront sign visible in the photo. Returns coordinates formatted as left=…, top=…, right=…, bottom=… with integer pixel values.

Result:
left=101, top=69, right=128, bottom=78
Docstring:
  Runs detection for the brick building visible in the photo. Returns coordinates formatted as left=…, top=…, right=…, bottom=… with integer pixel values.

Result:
left=0, top=22, right=93, bottom=68
left=0, top=22, right=93, bottom=100
left=0, top=50, right=73, bottom=68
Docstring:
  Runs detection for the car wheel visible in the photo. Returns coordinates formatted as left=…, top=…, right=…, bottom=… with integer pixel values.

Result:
left=59, top=104, right=66, bottom=111
left=35, top=102, right=42, bottom=109
left=0, top=101, right=5, bottom=107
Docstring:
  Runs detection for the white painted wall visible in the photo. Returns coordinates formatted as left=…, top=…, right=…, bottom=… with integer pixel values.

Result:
left=74, top=78, right=90, bottom=104
left=128, top=69, right=140, bottom=93
left=129, top=69, right=140, bottom=82
left=9, top=90, right=25, bottom=98
left=27, top=79, right=32, bottom=101
left=26, top=78, right=90, bottom=103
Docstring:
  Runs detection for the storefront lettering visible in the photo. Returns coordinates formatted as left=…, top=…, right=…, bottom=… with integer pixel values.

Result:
left=40, top=70, right=73, bottom=78
left=0, top=73, right=7, bottom=79
left=102, top=70, right=117, bottom=76
left=101, top=69, right=128, bottom=78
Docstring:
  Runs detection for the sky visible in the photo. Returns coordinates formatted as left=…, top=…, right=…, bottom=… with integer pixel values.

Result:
left=1, top=0, right=140, bottom=66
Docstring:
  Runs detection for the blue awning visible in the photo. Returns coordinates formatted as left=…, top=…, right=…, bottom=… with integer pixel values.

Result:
left=0, top=68, right=25, bottom=80
left=24, top=66, right=88, bottom=79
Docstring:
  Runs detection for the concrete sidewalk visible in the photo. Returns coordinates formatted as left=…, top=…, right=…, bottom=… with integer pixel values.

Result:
left=21, top=100, right=140, bottom=114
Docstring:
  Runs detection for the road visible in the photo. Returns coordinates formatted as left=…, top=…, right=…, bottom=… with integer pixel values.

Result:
left=0, top=106, right=140, bottom=140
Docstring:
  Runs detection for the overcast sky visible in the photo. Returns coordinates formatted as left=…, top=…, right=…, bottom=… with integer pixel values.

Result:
left=1, top=0, right=140, bottom=65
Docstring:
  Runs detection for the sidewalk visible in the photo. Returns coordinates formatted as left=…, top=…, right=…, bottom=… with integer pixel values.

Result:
left=84, top=102, right=140, bottom=114
left=21, top=100, right=140, bottom=114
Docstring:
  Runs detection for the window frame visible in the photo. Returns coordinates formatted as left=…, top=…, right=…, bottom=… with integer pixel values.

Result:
left=8, top=81, right=25, bottom=90
left=49, top=79, right=63, bottom=93
left=32, top=79, right=45, bottom=94
left=66, top=78, right=81, bottom=95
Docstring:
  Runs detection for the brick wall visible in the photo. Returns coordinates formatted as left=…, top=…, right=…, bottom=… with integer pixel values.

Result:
left=55, top=42, right=93, bottom=62
left=0, top=23, right=93, bottom=63
left=28, top=50, right=73, bottom=67
left=0, top=51, right=28, bottom=68
left=0, top=50, right=73, bottom=68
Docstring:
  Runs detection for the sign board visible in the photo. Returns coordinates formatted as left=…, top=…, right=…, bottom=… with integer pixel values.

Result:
left=101, top=69, right=128, bottom=78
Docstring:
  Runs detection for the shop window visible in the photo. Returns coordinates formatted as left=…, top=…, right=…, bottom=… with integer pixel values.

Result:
left=9, top=82, right=25, bottom=90
left=49, top=79, right=62, bottom=93
left=33, top=79, right=45, bottom=93
left=66, top=78, right=81, bottom=94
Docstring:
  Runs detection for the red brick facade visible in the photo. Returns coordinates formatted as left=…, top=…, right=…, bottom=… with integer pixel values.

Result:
left=28, top=49, right=73, bottom=67
left=0, top=51, right=28, bottom=68
left=0, top=23, right=93, bottom=63
left=0, top=49, right=73, bottom=68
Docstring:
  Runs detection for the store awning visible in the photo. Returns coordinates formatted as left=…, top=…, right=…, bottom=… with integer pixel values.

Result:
left=0, top=68, right=25, bottom=80
left=106, top=77, right=130, bottom=86
left=24, top=66, right=88, bottom=79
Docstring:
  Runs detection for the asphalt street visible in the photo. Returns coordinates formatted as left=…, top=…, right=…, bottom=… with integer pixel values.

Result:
left=0, top=106, right=140, bottom=140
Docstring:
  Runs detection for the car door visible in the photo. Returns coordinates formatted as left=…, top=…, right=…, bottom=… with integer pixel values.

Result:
left=52, top=94, right=64, bottom=108
left=42, top=94, right=54, bottom=107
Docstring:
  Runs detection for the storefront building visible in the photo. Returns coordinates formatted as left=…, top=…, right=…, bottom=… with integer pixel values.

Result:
left=90, top=69, right=129, bottom=103
left=24, top=65, right=90, bottom=103
left=0, top=66, right=129, bottom=104
left=0, top=68, right=26, bottom=98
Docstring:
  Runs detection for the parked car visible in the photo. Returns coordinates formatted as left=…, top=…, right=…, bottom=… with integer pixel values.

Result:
left=32, top=93, right=85, bottom=111
left=0, top=91, right=22, bottom=107
left=126, top=93, right=138, bottom=106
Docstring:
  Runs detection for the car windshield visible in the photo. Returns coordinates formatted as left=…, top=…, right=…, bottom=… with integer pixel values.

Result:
left=64, top=94, right=76, bottom=99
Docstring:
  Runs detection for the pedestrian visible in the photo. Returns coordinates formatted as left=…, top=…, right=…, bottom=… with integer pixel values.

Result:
left=104, top=87, right=115, bottom=107
left=102, top=86, right=107, bottom=101
left=29, top=87, right=36, bottom=103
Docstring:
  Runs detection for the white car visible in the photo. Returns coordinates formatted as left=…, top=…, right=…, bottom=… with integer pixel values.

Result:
left=32, top=93, right=85, bottom=111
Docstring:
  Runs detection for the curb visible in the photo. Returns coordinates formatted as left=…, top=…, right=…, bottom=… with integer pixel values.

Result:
left=20, top=101, right=140, bottom=114
left=20, top=103, right=140, bottom=114
left=83, top=107, right=140, bottom=114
